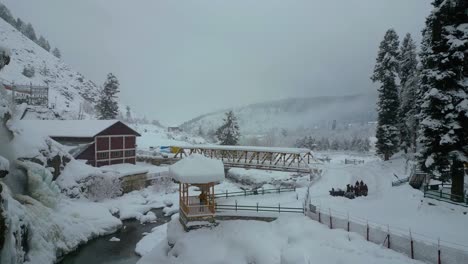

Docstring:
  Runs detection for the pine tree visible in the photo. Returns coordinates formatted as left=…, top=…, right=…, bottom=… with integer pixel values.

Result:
left=52, top=47, right=61, bottom=58
left=36, top=36, right=50, bottom=51
left=418, top=0, right=467, bottom=200
left=23, top=23, right=37, bottom=42
left=398, top=33, right=420, bottom=153
left=96, top=73, right=120, bottom=120
left=371, top=29, right=401, bottom=160
left=0, top=4, right=15, bottom=25
left=15, top=18, right=23, bottom=31
left=215, top=111, right=240, bottom=145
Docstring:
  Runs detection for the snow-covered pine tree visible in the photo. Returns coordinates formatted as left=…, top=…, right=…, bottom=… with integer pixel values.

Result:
left=371, top=29, right=401, bottom=161
left=398, top=33, right=420, bottom=153
left=96, top=73, right=120, bottom=120
left=52, top=47, right=61, bottom=58
left=418, top=0, right=467, bottom=200
left=215, top=111, right=240, bottom=145
left=36, top=36, right=50, bottom=52
left=23, top=23, right=37, bottom=42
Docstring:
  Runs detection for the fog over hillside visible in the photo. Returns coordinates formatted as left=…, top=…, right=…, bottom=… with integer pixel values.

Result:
left=181, top=93, right=377, bottom=137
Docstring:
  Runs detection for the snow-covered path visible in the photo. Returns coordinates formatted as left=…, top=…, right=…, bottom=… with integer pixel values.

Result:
left=309, top=153, right=468, bottom=248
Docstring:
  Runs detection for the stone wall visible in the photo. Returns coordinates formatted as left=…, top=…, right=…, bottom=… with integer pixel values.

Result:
left=120, top=173, right=148, bottom=193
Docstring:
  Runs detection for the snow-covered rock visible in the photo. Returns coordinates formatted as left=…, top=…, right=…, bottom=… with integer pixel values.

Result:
left=135, top=223, right=167, bottom=256
left=109, top=237, right=120, bottom=242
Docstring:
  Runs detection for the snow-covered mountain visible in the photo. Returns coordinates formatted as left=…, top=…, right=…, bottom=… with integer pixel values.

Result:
left=0, top=17, right=99, bottom=119
left=181, top=93, right=377, bottom=136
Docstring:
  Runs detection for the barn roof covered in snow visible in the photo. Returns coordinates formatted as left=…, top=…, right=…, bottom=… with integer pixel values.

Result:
left=14, top=120, right=140, bottom=138
left=172, top=144, right=311, bottom=154
left=169, top=154, right=225, bottom=184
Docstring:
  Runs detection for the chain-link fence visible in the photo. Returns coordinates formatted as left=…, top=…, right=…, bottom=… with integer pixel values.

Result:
left=306, top=205, right=468, bottom=264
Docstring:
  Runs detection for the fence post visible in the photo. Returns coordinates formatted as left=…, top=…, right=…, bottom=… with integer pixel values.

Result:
left=279, top=203, right=281, bottom=213
left=226, top=190, right=228, bottom=198
left=329, top=208, right=333, bottom=229
left=387, top=225, right=390, bottom=249
left=438, top=238, right=441, bottom=264
left=256, top=202, right=259, bottom=212
left=296, top=193, right=298, bottom=200
left=235, top=200, right=237, bottom=212
left=347, top=213, right=350, bottom=232
left=244, top=190, right=246, bottom=197
left=410, top=229, right=414, bottom=259
left=318, top=209, right=321, bottom=223
left=366, top=221, right=369, bottom=241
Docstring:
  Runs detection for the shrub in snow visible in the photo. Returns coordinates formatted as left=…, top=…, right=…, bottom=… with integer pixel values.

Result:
left=151, top=176, right=174, bottom=194
left=85, top=174, right=122, bottom=202
left=22, top=65, right=35, bottom=78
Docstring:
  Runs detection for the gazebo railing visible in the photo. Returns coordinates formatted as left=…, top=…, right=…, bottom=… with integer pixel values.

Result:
left=180, top=196, right=216, bottom=216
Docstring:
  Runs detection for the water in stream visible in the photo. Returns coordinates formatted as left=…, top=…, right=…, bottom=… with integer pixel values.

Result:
left=60, top=208, right=171, bottom=264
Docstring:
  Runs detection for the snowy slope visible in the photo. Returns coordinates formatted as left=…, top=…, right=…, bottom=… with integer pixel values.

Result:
left=181, top=93, right=377, bottom=136
left=0, top=18, right=99, bottom=118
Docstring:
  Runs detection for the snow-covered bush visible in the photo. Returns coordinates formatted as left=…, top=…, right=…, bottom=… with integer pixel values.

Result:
left=85, top=174, right=122, bottom=202
left=151, top=176, right=174, bottom=194
left=22, top=65, right=35, bottom=78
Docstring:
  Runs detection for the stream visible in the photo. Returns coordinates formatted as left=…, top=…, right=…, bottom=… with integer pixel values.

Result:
left=59, top=208, right=171, bottom=264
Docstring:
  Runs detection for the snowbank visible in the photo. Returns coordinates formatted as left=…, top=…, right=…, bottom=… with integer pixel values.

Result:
left=100, top=163, right=149, bottom=177
left=138, top=215, right=422, bottom=264
left=169, top=154, right=224, bottom=184
left=99, top=186, right=179, bottom=221
left=135, top=223, right=168, bottom=256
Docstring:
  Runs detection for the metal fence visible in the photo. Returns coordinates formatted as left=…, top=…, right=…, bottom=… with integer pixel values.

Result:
left=306, top=206, right=468, bottom=264
left=216, top=202, right=304, bottom=214
left=213, top=187, right=296, bottom=199
left=424, top=188, right=468, bottom=207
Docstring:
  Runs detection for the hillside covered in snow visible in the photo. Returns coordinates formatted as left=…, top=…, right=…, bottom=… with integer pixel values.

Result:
left=0, top=17, right=99, bottom=118
left=181, top=93, right=377, bottom=137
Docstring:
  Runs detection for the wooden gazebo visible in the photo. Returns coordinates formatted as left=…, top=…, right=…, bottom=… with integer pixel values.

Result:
left=169, top=154, right=225, bottom=230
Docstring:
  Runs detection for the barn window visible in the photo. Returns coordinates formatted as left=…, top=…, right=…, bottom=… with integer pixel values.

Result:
left=125, top=150, right=135, bottom=157
left=111, top=151, right=123, bottom=158
left=97, top=152, right=109, bottom=159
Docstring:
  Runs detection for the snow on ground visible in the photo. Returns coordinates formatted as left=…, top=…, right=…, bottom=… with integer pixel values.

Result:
left=133, top=123, right=206, bottom=151
left=137, top=215, right=423, bottom=264
left=309, top=152, right=468, bottom=247
left=228, top=168, right=310, bottom=187
left=135, top=223, right=168, bottom=256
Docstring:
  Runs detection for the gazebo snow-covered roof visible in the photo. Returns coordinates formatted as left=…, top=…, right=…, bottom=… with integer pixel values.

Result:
left=169, top=154, right=225, bottom=184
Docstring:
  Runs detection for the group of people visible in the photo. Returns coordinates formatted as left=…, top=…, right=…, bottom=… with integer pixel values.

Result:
left=346, top=180, right=368, bottom=197
left=329, top=180, right=368, bottom=199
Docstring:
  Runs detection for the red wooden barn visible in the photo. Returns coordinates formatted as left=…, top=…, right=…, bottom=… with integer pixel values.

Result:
left=16, top=120, right=141, bottom=167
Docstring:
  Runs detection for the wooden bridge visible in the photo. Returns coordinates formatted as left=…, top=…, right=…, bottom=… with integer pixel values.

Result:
left=137, top=145, right=319, bottom=174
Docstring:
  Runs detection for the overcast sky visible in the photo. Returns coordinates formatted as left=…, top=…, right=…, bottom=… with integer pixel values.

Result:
left=3, top=0, right=431, bottom=125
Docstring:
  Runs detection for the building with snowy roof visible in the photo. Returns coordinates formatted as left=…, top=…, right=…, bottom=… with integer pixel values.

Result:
left=169, top=154, right=225, bottom=230
left=15, top=120, right=141, bottom=167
